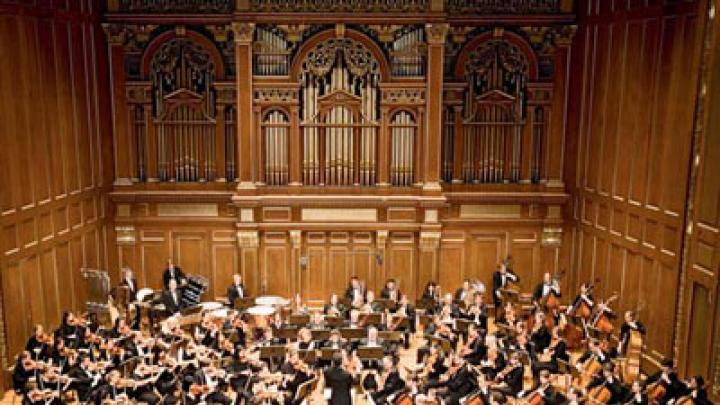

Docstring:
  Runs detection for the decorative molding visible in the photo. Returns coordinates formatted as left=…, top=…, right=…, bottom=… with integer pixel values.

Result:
left=540, top=227, right=562, bottom=247
left=237, top=231, right=260, bottom=248
left=156, top=204, right=219, bottom=217
left=446, top=0, right=561, bottom=15
left=301, top=208, right=377, bottom=222
left=459, top=204, right=522, bottom=219
left=250, top=0, right=428, bottom=12
left=419, top=231, right=441, bottom=250
left=381, top=88, right=426, bottom=105
left=116, top=0, right=233, bottom=13
left=115, top=226, right=137, bottom=245
left=376, top=230, right=389, bottom=247
left=254, top=88, right=299, bottom=104
left=289, top=230, right=302, bottom=247
left=425, top=23, right=449, bottom=46
left=232, top=22, right=256, bottom=44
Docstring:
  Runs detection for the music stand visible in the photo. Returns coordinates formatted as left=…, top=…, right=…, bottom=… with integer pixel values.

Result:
left=311, top=329, right=331, bottom=341
left=357, top=346, right=384, bottom=362
left=288, top=314, right=310, bottom=326
left=340, top=327, right=365, bottom=340
left=325, top=316, right=345, bottom=327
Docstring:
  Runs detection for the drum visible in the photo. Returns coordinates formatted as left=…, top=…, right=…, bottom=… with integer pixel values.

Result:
left=200, top=301, right=223, bottom=312
left=136, top=288, right=154, bottom=302
left=247, top=305, right=276, bottom=329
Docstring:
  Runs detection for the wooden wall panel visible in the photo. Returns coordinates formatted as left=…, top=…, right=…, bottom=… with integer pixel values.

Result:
left=566, top=0, right=705, bottom=365
left=0, top=1, right=115, bottom=376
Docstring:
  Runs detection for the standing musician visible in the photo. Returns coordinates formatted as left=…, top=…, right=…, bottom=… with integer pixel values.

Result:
left=345, top=276, right=365, bottom=304
left=618, top=310, right=646, bottom=355
left=226, top=273, right=247, bottom=307
left=567, top=282, right=595, bottom=319
left=492, top=263, right=520, bottom=316
left=119, top=267, right=140, bottom=329
left=380, top=278, right=401, bottom=303
left=533, top=272, right=562, bottom=309
left=162, top=258, right=186, bottom=289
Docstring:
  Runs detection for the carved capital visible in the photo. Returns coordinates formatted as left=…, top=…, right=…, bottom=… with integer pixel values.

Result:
left=289, top=230, right=302, bottom=248
left=552, top=25, right=577, bottom=46
left=232, top=22, right=255, bottom=44
left=278, top=24, right=308, bottom=43
left=103, top=23, right=128, bottom=45
left=449, top=26, right=473, bottom=44
left=376, top=230, right=389, bottom=248
left=207, top=24, right=232, bottom=42
left=419, top=231, right=441, bottom=251
left=237, top=231, right=259, bottom=248
left=425, top=23, right=449, bottom=46
left=115, top=226, right=137, bottom=245
left=369, top=24, right=402, bottom=43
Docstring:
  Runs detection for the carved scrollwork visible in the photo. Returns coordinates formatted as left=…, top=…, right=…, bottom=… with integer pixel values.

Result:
left=254, top=88, right=299, bottom=104
left=465, top=40, right=529, bottom=103
left=117, top=0, right=233, bottom=13
left=251, top=0, right=428, bottom=13
left=382, top=88, right=426, bottom=105
left=303, top=38, right=380, bottom=79
left=446, top=0, right=560, bottom=15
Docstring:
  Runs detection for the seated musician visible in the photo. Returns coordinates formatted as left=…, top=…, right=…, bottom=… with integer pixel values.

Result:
left=435, top=354, right=474, bottom=405
left=54, top=311, right=83, bottom=349
left=531, top=326, right=569, bottom=380
left=361, top=290, right=384, bottom=313
left=380, top=278, right=401, bottom=303
left=292, top=293, right=309, bottom=315
left=480, top=346, right=506, bottom=380
left=421, top=281, right=441, bottom=302
left=324, top=293, right=347, bottom=318
left=518, top=369, right=559, bottom=404
left=278, top=350, right=313, bottom=405
left=455, top=279, right=473, bottom=302
left=324, top=351, right=354, bottom=405
left=618, top=310, right=646, bottom=355
left=576, top=339, right=611, bottom=371
left=459, top=323, right=486, bottom=365
left=673, top=376, right=713, bottom=405
left=533, top=272, right=561, bottom=307
left=323, top=329, right=346, bottom=350
left=308, top=311, right=326, bottom=329
left=464, top=292, right=488, bottom=331
left=529, top=311, right=552, bottom=353
left=440, top=293, right=461, bottom=321
left=162, top=279, right=184, bottom=314
left=12, top=351, right=36, bottom=396
left=492, top=263, right=520, bottom=316
left=162, top=258, right=186, bottom=289
left=257, top=326, right=286, bottom=346
left=624, top=380, right=648, bottom=405
left=345, top=276, right=365, bottom=304
left=492, top=352, right=524, bottom=397
left=193, top=360, right=232, bottom=405
left=367, top=354, right=406, bottom=405
left=226, top=273, right=247, bottom=307
left=644, top=359, right=686, bottom=405
left=119, top=267, right=140, bottom=330
left=468, top=371, right=493, bottom=405
left=26, top=324, right=51, bottom=360
left=359, top=326, right=385, bottom=348
left=587, top=364, right=629, bottom=405
left=295, top=327, right=316, bottom=350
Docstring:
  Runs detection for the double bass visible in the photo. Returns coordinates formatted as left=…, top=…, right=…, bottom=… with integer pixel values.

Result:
left=591, top=293, right=618, bottom=334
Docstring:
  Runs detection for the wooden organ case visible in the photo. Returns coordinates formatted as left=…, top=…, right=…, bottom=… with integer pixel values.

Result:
left=104, top=0, right=576, bottom=305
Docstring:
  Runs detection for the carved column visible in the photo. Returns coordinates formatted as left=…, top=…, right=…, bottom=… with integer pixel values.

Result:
left=289, top=106, right=302, bottom=185
left=377, top=106, right=390, bottom=186
left=215, top=104, right=227, bottom=181
left=547, top=26, right=576, bottom=187
left=104, top=24, right=132, bottom=185
left=452, top=105, right=464, bottom=182
left=237, top=229, right=260, bottom=295
left=418, top=230, right=441, bottom=299
left=233, top=22, right=256, bottom=190
left=289, top=230, right=302, bottom=296
left=423, top=24, right=449, bottom=192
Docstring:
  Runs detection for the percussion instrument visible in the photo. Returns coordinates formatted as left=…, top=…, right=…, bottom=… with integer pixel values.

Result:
left=255, top=295, right=290, bottom=307
left=200, top=301, right=223, bottom=311
left=136, top=288, right=154, bottom=302
left=247, top=305, right=276, bottom=329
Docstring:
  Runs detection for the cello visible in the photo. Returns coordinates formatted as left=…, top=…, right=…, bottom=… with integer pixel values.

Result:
left=591, top=293, right=619, bottom=334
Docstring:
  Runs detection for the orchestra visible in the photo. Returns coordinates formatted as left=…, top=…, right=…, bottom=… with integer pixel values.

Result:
left=10, top=262, right=714, bottom=405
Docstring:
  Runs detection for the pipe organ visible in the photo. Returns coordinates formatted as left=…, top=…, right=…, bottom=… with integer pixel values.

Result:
left=390, top=111, right=416, bottom=186
left=300, top=38, right=380, bottom=186
left=391, top=27, right=425, bottom=77
left=262, top=110, right=290, bottom=185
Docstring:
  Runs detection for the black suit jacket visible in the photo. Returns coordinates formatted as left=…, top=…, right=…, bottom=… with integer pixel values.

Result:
left=324, top=366, right=353, bottom=405
left=492, top=271, right=519, bottom=303
left=162, top=290, right=183, bottom=314
left=226, top=283, right=246, bottom=306
left=162, top=266, right=185, bottom=289
left=119, top=277, right=138, bottom=302
left=377, top=371, right=405, bottom=399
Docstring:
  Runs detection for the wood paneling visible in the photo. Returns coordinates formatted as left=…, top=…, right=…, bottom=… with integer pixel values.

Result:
left=0, top=0, right=115, bottom=376
left=566, top=0, right=705, bottom=364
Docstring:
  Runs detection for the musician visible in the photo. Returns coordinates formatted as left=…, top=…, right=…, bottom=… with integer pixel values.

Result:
left=421, top=281, right=441, bottom=302
left=618, top=310, right=646, bottom=355
left=533, top=272, right=561, bottom=306
left=226, top=273, right=246, bottom=307
left=440, top=293, right=461, bottom=321
left=12, top=351, right=36, bottom=395
left=587, top=364, right=629, bottom=405
left=625, top=381, right=648, bottom=405
left=492, top=263, right=520, bottom=315
left=674, top=376, right=713, bottom=405
left=468, top=372, right=493, bottom=405
left=644, top=359, right=686, bottom=405
left=493, top=352, right=524, bottom=397
left=529, top=311, right=552, bottom=353
left=464, top=292, right=488, bottom=331
left=162, top=279, right=183, bottom=314
left=193, top=362, right=232, bottom=405
left=162, top=259, right=186, bottom=289
left=119, top=267, right=141, bottom=330
left=568, top=282, right=595, bottom=317
left=455, top=279, right=473, bottom=302
left=480, top=346, right=506, bottom=380
left=518, top=369, right=559, bottom=404
left=562, top=387, right=585, bottom=405
left=380, top=278, right=401, bottom=303
left=436, top=355, right=474, bottom=405
left=369, top=355, right=406, bottom=405
left=67, top=355, right=101, bottom=402
left=323, top=329, right=346, bottom=350
left=26, top=324, right=50, bottom=359
left=362, top=290, right=384, bottom=313
left=324, top=293, right=347, bottom=318
left=324, top=352, right=353, bottom=405
left=576, top=339, right=611, bottom=370
left=345, top=276, right=365, bottom=304
left=459, top=324, right=485, bottom=365
left=55, top=311, right=82, bottom=349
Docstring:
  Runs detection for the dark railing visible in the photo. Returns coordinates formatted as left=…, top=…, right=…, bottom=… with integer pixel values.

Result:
left=117, top=0, right=234, bottom=13
left=445, top=0, right=560, bottom=14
